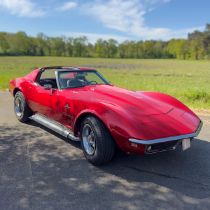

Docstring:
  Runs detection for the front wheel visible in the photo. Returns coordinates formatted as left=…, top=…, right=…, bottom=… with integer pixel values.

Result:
left=14, top=91, right=32, bottom=122
left=80, top=116, right=115, bottom=165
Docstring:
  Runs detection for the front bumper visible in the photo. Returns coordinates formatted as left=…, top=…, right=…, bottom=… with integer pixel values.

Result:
left=128, top=121, right=203, bottom=154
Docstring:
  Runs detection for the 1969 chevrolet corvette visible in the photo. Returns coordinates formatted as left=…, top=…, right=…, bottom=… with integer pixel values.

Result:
left=9, top=66, right=202, bottom=165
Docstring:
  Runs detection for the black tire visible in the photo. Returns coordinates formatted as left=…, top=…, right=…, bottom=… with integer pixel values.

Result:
left=14, top=91, right=32, bottom=122
left=80, top=116, right=115, bottom=165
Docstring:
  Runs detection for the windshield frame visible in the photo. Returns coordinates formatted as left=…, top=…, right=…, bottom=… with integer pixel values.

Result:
left=55, top=69, right=110, bottom=90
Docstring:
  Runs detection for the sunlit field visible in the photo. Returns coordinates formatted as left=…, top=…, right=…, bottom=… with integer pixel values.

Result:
left=0, top=56, right=210, bottom=109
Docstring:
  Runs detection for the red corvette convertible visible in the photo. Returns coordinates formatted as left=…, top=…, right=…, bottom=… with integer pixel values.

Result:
left=9, top=66, right=202, bottom=165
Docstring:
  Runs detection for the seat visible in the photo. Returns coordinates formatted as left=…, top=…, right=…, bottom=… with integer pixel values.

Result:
left=67, top=79, right=83, bottom=88
left=59, top=79, right=68, bottom=89
left=40, top=79, right=57, bottom=88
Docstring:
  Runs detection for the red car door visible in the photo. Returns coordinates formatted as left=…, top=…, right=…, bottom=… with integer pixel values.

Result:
left=48, top=71, right=79, bottom=130
left=49, top=89, right=76, bottom=131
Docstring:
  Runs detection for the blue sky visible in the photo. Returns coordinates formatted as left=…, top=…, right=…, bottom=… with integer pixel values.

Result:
left=0, top=0, right=209, bottom=42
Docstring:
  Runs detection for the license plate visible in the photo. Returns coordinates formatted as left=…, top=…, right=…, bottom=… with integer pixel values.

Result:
left=182, top=138, right=191, bottom=151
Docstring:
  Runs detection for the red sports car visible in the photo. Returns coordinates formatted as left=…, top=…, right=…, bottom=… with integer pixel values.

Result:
left=9, top=66, right=202, bottom=165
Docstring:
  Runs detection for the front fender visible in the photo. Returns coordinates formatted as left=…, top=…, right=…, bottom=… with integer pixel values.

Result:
left=73, top=101, right=140, bottom=151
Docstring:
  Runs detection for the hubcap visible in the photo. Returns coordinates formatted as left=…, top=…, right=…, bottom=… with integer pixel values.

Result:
left=14, top=97, right=23, bottom=117
left=82, top=124, right=96, bottom=155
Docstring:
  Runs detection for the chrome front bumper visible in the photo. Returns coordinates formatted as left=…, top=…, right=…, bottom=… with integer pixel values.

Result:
left=129, top=121, right=203, bottom=145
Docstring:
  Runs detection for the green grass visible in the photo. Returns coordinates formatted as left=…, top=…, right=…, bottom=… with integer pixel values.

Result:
left=0, top=56, right=210, bottom=109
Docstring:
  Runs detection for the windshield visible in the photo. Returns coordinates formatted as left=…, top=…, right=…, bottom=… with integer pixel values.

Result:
left=57, top=70, right=109, bottom=89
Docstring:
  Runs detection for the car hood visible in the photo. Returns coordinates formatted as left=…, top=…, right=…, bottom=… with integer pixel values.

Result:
left=83, top=85, right=200, bottom=140
left=88, top=85, right=173, bottom=116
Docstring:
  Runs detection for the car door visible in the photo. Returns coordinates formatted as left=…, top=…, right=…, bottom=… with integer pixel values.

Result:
left=49, top=89, right=75, bottom=130
left=49, top=70, right=78, bottom=130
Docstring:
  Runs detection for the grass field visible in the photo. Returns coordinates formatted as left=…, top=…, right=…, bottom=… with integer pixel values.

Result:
left=0, top=56, right=210, bottom=109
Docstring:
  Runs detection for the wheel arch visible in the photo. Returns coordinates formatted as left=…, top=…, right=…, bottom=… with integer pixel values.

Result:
left=74, top=111, right=113, bottom=139
left=13, top=88, right=22, bottom=96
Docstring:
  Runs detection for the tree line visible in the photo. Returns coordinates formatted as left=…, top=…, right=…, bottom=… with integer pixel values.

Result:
left=0, top=24, right=210, bottom=59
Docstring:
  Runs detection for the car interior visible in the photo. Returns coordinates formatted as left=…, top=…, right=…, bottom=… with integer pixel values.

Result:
left=39, top=78, right=57, bottom=89
left=37, top=70, right=87, bottom=89
left=35, top=69, right=58, bottom=89
left=60, top=75, right=86, bottom=88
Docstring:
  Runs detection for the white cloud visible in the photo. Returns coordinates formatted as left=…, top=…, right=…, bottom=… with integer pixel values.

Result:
left=57, top=1, right=77, bottom=11
left=56, top=32, right=129, bottom=43
left=127, top=26, right=205, bottom=40
left=84, top=0, right=187, bottom=40
left=53, top=26, right=204, bottom=44
left=163, top=26, right=205, bottom=40
left=0, top=0, right=44, bottom=17
left=86, top=0, right=145, bottom=33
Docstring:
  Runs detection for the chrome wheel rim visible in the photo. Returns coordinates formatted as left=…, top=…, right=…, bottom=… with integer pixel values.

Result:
left=14, top=97, right=23, bottom=117
left=82, top=124, right=96, bottom=155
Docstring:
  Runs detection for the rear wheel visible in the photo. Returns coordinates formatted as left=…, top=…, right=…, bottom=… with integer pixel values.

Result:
left=14, top=91, right=32, bottom=122
left=80, top=116, right=115, bottom=165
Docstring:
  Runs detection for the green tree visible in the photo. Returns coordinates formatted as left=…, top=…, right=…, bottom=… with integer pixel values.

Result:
left=167, top=39, right=188, bottom=59
left=72, top=36, right=88, bottom=57
left=0, top=33, right=9, bottom=54
left=107, top=39, right=118, bottom=58
left=95, top=39, right=108, bottom=57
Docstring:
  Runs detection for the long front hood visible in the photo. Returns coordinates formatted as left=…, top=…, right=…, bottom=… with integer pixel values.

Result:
left=89, top=85, right=173, bottom=116
left=86, top=85, right=200, bottom=140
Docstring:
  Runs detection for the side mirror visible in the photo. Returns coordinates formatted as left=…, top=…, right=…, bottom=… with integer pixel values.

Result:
left=43, top=84, right=52, bottom=90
